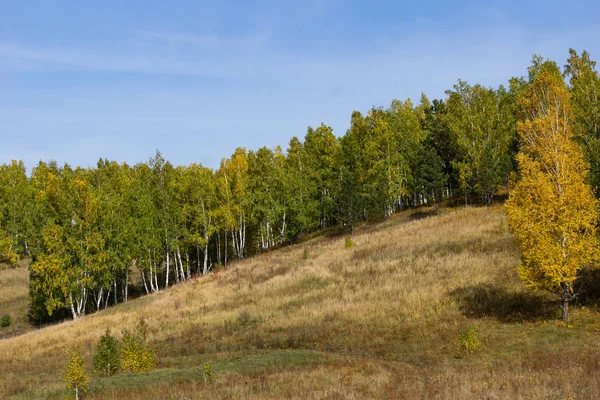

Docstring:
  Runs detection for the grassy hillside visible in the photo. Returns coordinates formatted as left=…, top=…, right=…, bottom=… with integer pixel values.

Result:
left=2, top=205, right=600, bottom=399
left=0, top=259, right=31, bottom=339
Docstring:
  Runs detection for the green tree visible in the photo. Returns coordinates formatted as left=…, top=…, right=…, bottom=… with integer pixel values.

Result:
left=284, top=136, right=316, bottom=239
left=126, top=163, right=162, bottom=293
left=248, top=146, right=287, bottom=250
left=418, top=94, right=456, bottom=197
left=564, top=48, right=600, bottom=197
left=0, top=160, right=34, bottom=256
left=149, top=151, right=176, bottom=289
left=446, top=80, right=515, bottom=205
left=304, top=124, right=340, bottom=228
left=93, top=328, right=120, bottom=377
left=334, top=120, right=364, bottom=232
left=0, top=228, right=18, bottom=264
left=91, top=160, right=133, bottom=305
left=215, top=148, right=251, bottom=262
left=173, top=163, right=218, bottom=275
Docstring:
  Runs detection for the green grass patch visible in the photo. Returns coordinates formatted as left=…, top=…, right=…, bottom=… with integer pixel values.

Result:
left=23, top=350, right=326, bottom=399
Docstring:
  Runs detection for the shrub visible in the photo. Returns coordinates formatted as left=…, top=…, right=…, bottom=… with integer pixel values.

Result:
left=458, top=324, right=480, bottom=355
left=93, top=328, right=120, bottom=377
left=345, top=237, right=353, bottom=249
left=0, top=314, right=11, bottom=328
left=203, top=363, right=214, bottom=383
left=303, top=248, right=309, bottom=259
left=237, top=309, right=252, bottom=327
left=120, top=318, right=157, bottom=373
left=498, top=217, right=506, bottom=233
left=64, top=350, right=90, bottom=400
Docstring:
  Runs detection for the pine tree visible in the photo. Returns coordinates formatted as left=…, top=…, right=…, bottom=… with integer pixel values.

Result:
left=93, top=328, right=120, bottom=377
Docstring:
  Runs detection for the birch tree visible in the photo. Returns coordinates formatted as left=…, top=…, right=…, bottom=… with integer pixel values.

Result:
left=506, top=60, right=599, bottom=322
left=446, top=81, right=515, bottom=204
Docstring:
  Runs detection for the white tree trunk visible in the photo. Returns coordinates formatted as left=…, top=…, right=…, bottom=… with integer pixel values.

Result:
left=177, top=248, right=185, bottom=281
left=165, top=247, right=170, bottom=288
left=96, top=287, right=103, bottom=311
left=141, top=269, right=149, bottom=294
left=124, top=265, right=128, bottom=302
left=203, top=238, right=209, bottom=275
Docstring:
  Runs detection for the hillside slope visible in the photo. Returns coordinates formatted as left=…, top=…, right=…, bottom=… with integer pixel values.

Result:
left=2, top=206, right=600, bottom=399
left=0, top=259, right=30, bottom=339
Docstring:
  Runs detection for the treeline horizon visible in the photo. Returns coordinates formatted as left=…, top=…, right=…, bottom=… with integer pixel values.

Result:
left=1, top=48, right=599, bottom=323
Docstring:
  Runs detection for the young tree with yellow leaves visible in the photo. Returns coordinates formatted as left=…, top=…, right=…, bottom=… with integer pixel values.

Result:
left=506, top=60, right=599, bottom=322
left=64, top=350, right=90, bottom=400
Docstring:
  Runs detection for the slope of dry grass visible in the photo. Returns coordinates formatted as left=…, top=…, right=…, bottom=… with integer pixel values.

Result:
left=0, top=259, right=31, bottom=339
left=2, top=205, right=600, bottom=399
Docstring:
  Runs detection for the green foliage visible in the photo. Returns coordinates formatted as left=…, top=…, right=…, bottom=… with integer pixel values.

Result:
left=344, top=237, right=353, bottom=249
left=15, top=49, right=600, bottom=325
left=446, top=80, right=515, bottom=204
left=458, top=324, right=480, bottom=356
left=303, top=248, right=309, bottom=260
left=203, top=363, right=214, bottom=383
left=498, top=217, right=506, bottom=234
left=565, top=48, right=600, bottom=197
left=0, top=314, right=11, bottom=328
left=0, top=232, right=18, bottom=265
left=93, top=328, right=120, bottom=377
left=64, top=350, right=90, bottom=399
left=120, top=319, right=157, bottom=373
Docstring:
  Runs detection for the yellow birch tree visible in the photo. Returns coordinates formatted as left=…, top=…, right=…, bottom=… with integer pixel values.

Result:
left=506, top=62, right=599, bottom=322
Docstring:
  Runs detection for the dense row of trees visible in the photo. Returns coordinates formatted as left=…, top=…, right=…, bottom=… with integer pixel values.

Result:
left=1, top=48, right=599, bottom=322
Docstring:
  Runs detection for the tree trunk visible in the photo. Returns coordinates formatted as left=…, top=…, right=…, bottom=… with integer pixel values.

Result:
left=154, top=261, right=159, bottom=291
left=141, top=269, right=149, bottom=294
left=148, top=260, right=155, bottom=293
left=179, top=248, right=185, bottom=280
left=124, top=265, right=128, bottom=302
left=174, top=252, right=180, bottom=283
left=166, top=248, right=170, bottom=288
left=561, top=282, right=570, bottom=322
left=186, top=251, right=191, bottom=279
left=197, top=245, right=201, bottom=274
left=114, top=278, right=118, bottom=305
left=96, top=288, right=103, bottom=311
left=280, top=211, right=286, bottom=245
left=203, top=239, right=209, bottom=275
left=69, top=293, right=78, bottom=320
left=217, top=232, right=221, bottom=264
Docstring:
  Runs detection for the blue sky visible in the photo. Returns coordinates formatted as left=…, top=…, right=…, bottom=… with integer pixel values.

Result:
left=2, top=1, right=600, bottom=170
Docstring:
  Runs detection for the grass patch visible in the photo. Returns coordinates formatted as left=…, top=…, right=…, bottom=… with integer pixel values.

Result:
left=6, top=205, right=600, bottom=399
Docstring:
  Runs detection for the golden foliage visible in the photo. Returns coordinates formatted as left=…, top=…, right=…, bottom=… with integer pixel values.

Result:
left=64, top=350, right=90, bottom=397
left=120, top=319, right=157, bottom=373
left=506, top=67, right=599, bottom=296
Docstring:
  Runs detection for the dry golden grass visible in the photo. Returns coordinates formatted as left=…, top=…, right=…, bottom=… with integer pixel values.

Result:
left=0, top=259, right=31, bottom=339
left=2, top=205, right=600, bottom=399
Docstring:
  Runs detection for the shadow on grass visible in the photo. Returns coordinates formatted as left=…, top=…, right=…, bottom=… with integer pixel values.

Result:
left=449, top=284, right=557, bottom=323
left=407, top=209, right=437, bottom=221
left=573, top=268, right=600, bottom=307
